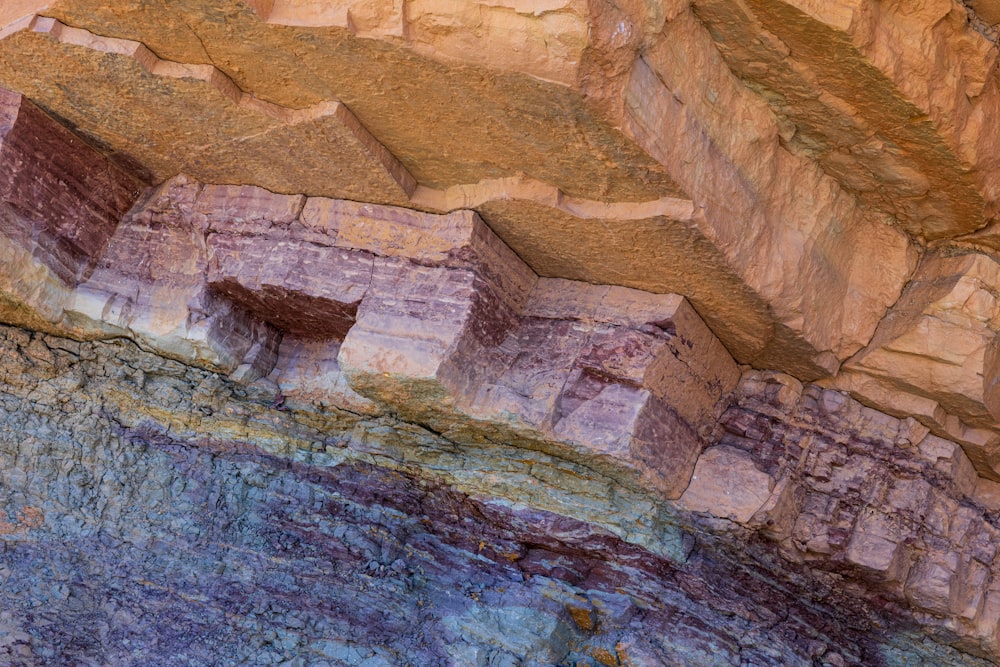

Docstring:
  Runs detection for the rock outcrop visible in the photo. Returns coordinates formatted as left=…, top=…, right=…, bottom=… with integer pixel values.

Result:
left=5, top=0, right=1000, bottom=664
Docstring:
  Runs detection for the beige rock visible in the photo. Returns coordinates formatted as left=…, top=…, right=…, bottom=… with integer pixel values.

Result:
left=0, top=17, right=415, bottom=205
left=253, top=0, right=405, bottom=38
left=846, top=512, right=911, bottom=584
left=0, top=227, right=75, bottom=334
left=0, top=1, right=930, bottom=378
left=677, top=445, right=775, bottom=522
left=34, top=0, right=678, bottom=202
left=836, top=252, right=1000, bottom=476
left=691, top=0, right=995, bottom=239
left=623, top=9, right=917, bottom=376
left=406, top=0, right=588, bottom=86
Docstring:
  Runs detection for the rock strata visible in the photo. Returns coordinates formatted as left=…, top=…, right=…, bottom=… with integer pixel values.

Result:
left=0, top=323, right=997, bottom=665
left=7, top=0, right=1000, bottom=664
left=0, top=88, right=138, bottom=285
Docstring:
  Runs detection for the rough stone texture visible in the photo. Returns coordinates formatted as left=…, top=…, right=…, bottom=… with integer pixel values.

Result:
left=677, top=445, right=774, bottom=522
left=699, top=370, right=1000, bottom=659
left=691, top=0, right=995, bottom=240
left=832, top=252, right=1000, bottom=478
left=0, top=16, right=416, bottom=206
left=0, top=89, right=138, bottom=285
left=68, top=177, right=282, bottom=380
left=10, top=0, right=1000, bottom=663
left=622, top=9, right=918, bottom=376
left=0, top=324, right=997, bottom=665
left=0, top=1, right=923, bottom=376
left=0, top=170, right=738, bottom=505
left=0, top=7, right=673, bottom=202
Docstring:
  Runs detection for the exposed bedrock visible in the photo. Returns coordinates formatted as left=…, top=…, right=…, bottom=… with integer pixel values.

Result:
left=0, top=89, right=138, bottom=286
left=0, top=2, right=923, bottom=377
left=7, top=0, right=1000, bottom=664
left=3, top=323, right=1000, bottom=664
left=4, top=165, right=1000, bottom=661
left=0, top=164, right=740, bottom=503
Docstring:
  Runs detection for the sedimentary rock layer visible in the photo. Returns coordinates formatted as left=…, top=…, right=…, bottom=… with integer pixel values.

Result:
left=8, top=1, right=1000, bottom=663
left=0, top=2, right=927, bottom=377
left=0, top=166, right=739, bottom=501
left=0, top=88, right=138, bottom=285
left=0, top=323, right=996, bottom=665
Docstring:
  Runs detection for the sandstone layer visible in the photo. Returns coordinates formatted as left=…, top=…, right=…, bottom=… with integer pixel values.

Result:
left=5, top=0, right=1000, bottom=665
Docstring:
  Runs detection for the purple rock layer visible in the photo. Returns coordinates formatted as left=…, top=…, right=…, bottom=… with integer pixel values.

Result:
left=0, top=324, right=990, bottom=666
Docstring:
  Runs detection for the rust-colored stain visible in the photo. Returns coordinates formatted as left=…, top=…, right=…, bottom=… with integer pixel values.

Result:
left=0, top=505, right=43, bottom=534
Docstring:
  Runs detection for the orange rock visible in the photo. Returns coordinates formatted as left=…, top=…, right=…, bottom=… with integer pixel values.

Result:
left=834, top=252, right=1000, bottom=476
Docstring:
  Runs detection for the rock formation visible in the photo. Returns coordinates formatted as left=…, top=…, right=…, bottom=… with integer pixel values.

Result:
left=5, top=1, right=1000, bottom=665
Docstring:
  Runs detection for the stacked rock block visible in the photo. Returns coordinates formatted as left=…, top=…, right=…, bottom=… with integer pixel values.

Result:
left=0, top=85, right=741, bottom=499
left=0, top=138, right=740, bottom=501
left=682, top=370, right=1000, bottom=656
left=0, top=324, right=986, bottom=666
left=0, top=6, right=921, bottom=381
left=71, top=177, right=283, bottom=382
left=196, top=182, right=741, bottom=499
left=833, top=252, right=1000, bottom=479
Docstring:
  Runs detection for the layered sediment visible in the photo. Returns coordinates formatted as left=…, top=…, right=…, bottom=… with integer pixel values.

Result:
left=5, top=0, right=1000, bottom=664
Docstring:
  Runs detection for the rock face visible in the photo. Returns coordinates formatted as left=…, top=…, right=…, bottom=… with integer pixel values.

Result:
left=5, top=0, right=1000, bottom=665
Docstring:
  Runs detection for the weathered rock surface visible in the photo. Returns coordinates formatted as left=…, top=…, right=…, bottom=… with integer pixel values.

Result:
left=0, top=0, right=923, bottom=376
left=832, top=252, right=1000, bottom=478
left=0, top=323, right=998, bottom=665
left=0, top=88, right=138, bottom=286
left=0, top=166, right=740, bottom=502
left=7, top=0, right=1000, bottom=664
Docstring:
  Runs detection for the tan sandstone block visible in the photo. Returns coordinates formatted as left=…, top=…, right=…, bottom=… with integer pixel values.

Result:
left=34, top=0, right=680, bottom=203
left=623, top=8, right=915, bottom=376
left=846, top=512, right=910, bottom=585
left=692, top=0, right=993, bottom=239
left=841, top=253, right=1000, bottom=474
left=677, top=445, right=775, bottom=522
left=252, top=0, right=404, bottom=38
left=0, top=17, right=414, bottom=205
left=406, top=0, right=589, bottom=86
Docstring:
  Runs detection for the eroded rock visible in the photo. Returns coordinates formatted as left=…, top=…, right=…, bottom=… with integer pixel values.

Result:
left=834, top=252, right=1000, bottom=477
left=0, top=88, right=138, bottom=285
left=6, top=1, right=1000, bottom=663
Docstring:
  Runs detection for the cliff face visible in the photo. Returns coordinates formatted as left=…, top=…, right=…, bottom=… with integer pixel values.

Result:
left=5, top=1, right=1000, bottom=665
